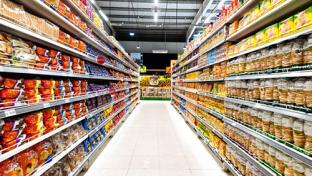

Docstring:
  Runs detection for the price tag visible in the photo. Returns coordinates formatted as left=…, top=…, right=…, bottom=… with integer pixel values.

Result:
left=27, top=69, right=37, bottom=74
left=4, top=109, right=16, bottom=117
left=43, top=103, right=50, bottom=108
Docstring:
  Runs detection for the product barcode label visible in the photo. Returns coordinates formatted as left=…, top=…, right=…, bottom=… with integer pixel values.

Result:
left=5, top=109, right=16, bottom=117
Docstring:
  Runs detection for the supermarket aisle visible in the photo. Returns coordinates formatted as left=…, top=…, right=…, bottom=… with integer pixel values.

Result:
left=84, top=101, right=228, bottom=176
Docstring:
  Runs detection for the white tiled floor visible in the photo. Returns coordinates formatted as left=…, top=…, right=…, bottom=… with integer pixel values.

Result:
left=84, top=101, right=229, bottom=176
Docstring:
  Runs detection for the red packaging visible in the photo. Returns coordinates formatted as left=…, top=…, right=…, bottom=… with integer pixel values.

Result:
left=0, top=159, right=24, bottom=176
left=33, top=141, right=53, bottom=165
left=40, top=80, right=54, bottom=89
left=2, top=78, right=22, bottom=89
left=24, top=112, right=42, bottom=125
left=0, top=89, right=21, bottom=99
left=14, top=149, right=38, bottom=175
left=69, top=37, right=79, bottom=49
left=23, top=79, right=39, bottom=90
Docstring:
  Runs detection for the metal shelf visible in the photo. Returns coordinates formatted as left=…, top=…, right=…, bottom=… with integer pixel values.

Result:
left=62, top=0, right=139, bottom=69
left=173, top=78, right=224, bottom=83
left=0, top=19, right=138, bottom=75
left=0, top=87, right=131, bottom=119
left=15, top=0, right=137, bottom=71
left=223, top=117, right=312, bottom=167
left=227, top=0, right=312, bottom=42
left=226, top=0, right=259, bottom=24
left=174, top=53, right=200, bottom=72
left=224, top=97, right=312, bottom=121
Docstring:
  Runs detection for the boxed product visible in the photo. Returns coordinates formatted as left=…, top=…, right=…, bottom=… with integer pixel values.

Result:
left=279, top=16, right=295, bottom=37
left=0, top=0, right=25, bottom=25
left=294, top=6, right=312, bottom=32
left=265, top=23, right=279, bottom=42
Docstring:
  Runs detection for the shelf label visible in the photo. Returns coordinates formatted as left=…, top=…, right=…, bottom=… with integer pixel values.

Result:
left=4, top=109, right=16, bottom=117
left=43, top=103, right=50, bottom=108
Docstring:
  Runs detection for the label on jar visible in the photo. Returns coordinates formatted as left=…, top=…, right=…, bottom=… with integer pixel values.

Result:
left=282, top=117, right=293, bottom=128
left=293, top=121, right=304, bottom=132
left=304, top=121, right=312, bottom=136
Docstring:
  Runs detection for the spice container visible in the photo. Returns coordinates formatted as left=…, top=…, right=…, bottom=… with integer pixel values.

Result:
left=282, top=43, right=292, bottom=68
left=284, top=155, right=294, bottom=176
left=287, top=80, right=296, bottom=105
left=278, top=78, right=288, bottom=103
left=303, top=34, right=312, bottom=64
left=293, top=119, right=305, bottom=148
left=304, top=79, right=312, bottom=108
left=293, top=161, right=305, bottom=176
left=268, top=147, right=276, bottom=167
left=275, top=151, right=285, bottom=173
left=274, top=113, right=283, bottom=139
left=264, top=79, right=274, bottom=101
left=290, top=40, right=303, bottom=67
left=294, top=79, right=306, bottom=107
left=304, top=120, right=312, bottom=151
left=282, top=116, right=294, bottom=143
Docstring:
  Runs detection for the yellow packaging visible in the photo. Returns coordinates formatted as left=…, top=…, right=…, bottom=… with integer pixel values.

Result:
left=265, top=23, right=279, bottom=42
left=294, top=6, right=312, bottom=32
left=240, top=11, right=251, bottom=28
left=261, top=0, right=272, bottom=15
left=279, top=16, right=295, bottom=37
left=245, top=36, right=254, bottom=49
left=250, top=5, right=260, bottom=23
left=271, top=0, right=285, bottom=8
left=255, top=30, right=267, bottom=46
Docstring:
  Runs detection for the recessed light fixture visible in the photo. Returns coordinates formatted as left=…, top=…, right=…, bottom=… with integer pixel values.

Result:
left=129, top=32, right=135, bottom=36
left=154, top=12, right=158, bottom=22
left=137, top=45, right=140, bottom=49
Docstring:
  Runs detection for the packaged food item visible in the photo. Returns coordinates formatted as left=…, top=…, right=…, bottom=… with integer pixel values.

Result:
left=0, top=159, right=23, bottom=176
left=303, top=34, right=312, bottom=64
left=295, top=6, right=312, bottom=32
left=304, top=120, right=312, bottom=151
left=290, top=40, right=303, bottom=66
left=252, top=80, right=260, bottom=100
left=24, top=112, right=45, bottom=138
left=294, top=79, right=306, bottom=106
left=262, top=111, right=272, bottom=133
left=304, top=79, right=312, bottom=108
left=293, top=161, right=305, bottom=176
left=275, top=151, right=285, bottom=173
left=268, top=147, right=276, bottom=167
left=33, top=140, right=53, bottom=165
left=278, top=78, right=288, bottom=103
left=282, top=43, right=292, bottom=68
left=282, top=116, right=294, bottom=143
left=264, top=79, right=274, bottom=101
left=279, top=16, right=295, bottom=37
left=287, top=81, right=296, bottom=105
left=263, top=143, right=269, bottom=163
left=293, top=119, right=305, bottom=148
left=0, top=0, right=25, bottom=25
left=305, top=167, right=312, bottom=176
left=44, top=0, right=60, bottom=8
left=275, top=44, right=283, bottom=68
left=14, top=149, right=38, bottom=175
left=256, top=139, right=265, bottom=160
left=266, top=24, right=279, bottom=42
left=260, top=80, right=266, bottom=100
left=1, top=117, right=26, bottom=152
left=284, top=155, right=294, bottom=176
left=274, top=113, right=283, bottom=139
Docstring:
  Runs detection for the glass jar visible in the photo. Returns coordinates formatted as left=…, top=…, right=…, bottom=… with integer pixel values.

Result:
left=304, top=120, right=312, bottom=151
left=274, top=113, right=283, bottom=139
left=293, top=119, right=305, bottom=148
left=290, top=40, right=303, bottom=67
left=303, top=34, right=312, bottom=64
left=287, top=80, right=296, bottom=105
left=304, top=79, right=312, bottom=108
left=294, top=79, right=306, bottom=107
left=282, top=116, right=294, bottom=143
left=278, top=78, right=288, bottom=103
left=282, top=43, right=292, bottom=68
left=275, top=151, right=285, bottom=173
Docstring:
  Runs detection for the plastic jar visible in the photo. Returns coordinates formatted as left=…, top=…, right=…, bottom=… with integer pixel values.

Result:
left=293, top=161, right=305, bottom=176
left=282, top=43, right=292, bottom=68
left=274, top=45, right=283, bottom=68
left=262, top=111, right=273, bottom=133
left=284, top=156, right=294, bottom=176
left=287, top=80, right=296, bottom=105
left=278, top=78, right=288, bottom=103
left=303, top=34, right=312, bottom=64
left=282, top=116, right=294, bottom=143
left=256, top=139, right=265, bottom=160
left=294, top=79, right=306, bottom=107
left=268, top=147, right=276, bottom=167
left=252, top=80, right=261, bottom=100
left=274, top=113, right=283, bottom=139
left=290, top=40, right=303, bottom=66
left=265, top=79, right=274, bottom=101
left=304, top=79, right=312, bottom=108
left=275, top=151, right=285, bottom=173
left=293, top=119, right=305, bottom=148
left=304, top=120, right=312, bottom=151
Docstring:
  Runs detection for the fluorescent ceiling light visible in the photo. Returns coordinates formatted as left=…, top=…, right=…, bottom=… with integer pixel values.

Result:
left=153, top=50, right=168, bottom=54
left=137, top=45, right=140, bottom=49
left=154, top=0, right=158, bottom=5
left=129, top=32, right=135, bottom=36
left=154, top=13, right=158, bottom=22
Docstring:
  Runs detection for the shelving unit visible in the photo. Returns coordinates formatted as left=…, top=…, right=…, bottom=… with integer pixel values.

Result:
left=172, top=1, right=312, bottom=175
left=0, top=0, right=140, bottom=175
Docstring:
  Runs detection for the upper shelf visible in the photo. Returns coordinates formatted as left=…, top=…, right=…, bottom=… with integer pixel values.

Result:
left=16, top=0, right=137, bottom=71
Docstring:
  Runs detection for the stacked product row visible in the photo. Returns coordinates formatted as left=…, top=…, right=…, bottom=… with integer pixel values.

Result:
left=0, top=0, right=140, bottom=175
left=172, top=1, right=312, bottom=176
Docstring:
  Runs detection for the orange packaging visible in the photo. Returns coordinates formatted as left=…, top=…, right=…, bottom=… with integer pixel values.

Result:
left=0, top=159, right=24, bottom=176
left=14, top=150, right=38, bottom=175
left=33, top=141, right=53, bottom=165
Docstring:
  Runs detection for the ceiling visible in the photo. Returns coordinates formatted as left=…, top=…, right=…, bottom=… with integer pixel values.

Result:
left=96, top=0, right=231, bottom=43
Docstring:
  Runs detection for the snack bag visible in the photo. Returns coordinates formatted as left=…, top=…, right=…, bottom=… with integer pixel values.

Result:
left=280, top=16, right=295, bottom=37
left=14, top=149, right=38, bottom=175
left=33, top=140, right=53, bottom=165
left=0, top=159, right=24, bottom=176
left=1, top=117, right=26, bottom=152
left=23, top=112, right=45, bottom=138
left=265, top=23, right=279, bottom=42
left=11, top=39, right=37, bottom=68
